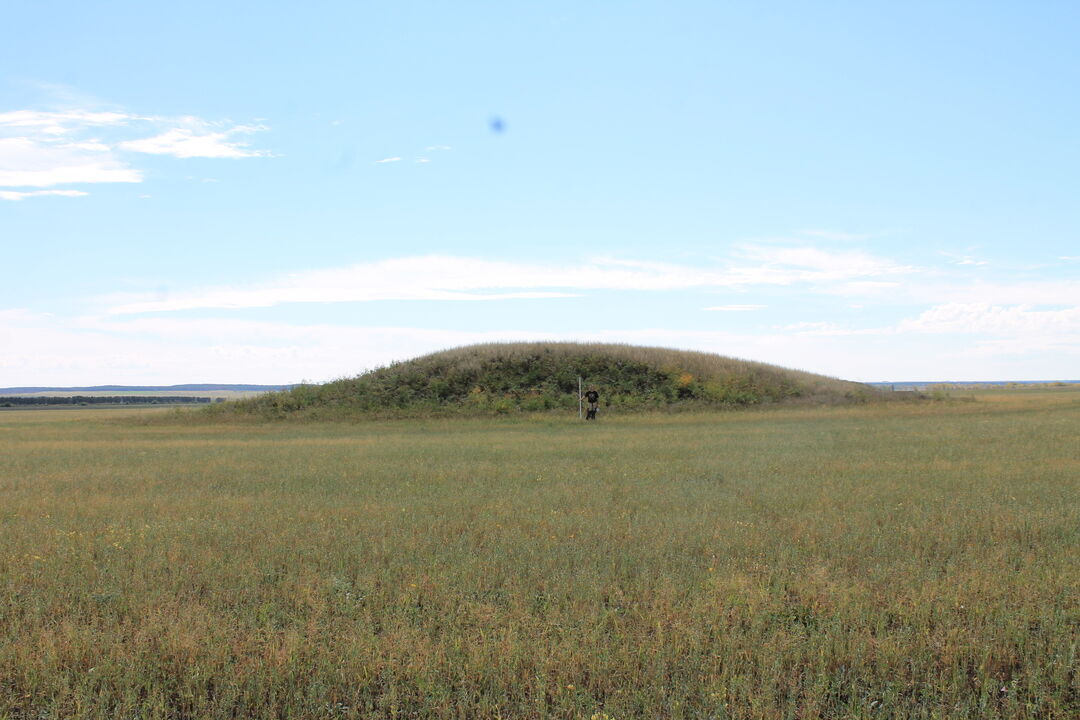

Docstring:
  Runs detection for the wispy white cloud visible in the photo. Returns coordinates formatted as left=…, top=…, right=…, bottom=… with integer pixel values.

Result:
left=0, top=104, right=269, bottom=195
left=5, top=307, right=1075, bottom=385
left=770, top=303, right=1080, bottom=341
left=9, top=240, right=1078, bottom=384
left=0, top=136, right=142, bottom=187
left=770, top=321, right=887, bottom=337
left=703, top=304, right=765, bottom=311
left=938, top=250, right=989, bottom=267
left=119, top=122, right=269, bottom=159
left=0, top=110, right=131, bottom=133
left=731, top=244, right=915, bottom=281
left=377, top=144, right=449, bottom=165
left=797, top=229, right=873, bottom=242
left=824, top=280, right=902, bottom=297
left=81, top=248, right=1080, bottom=385
left=912, top=279, right=1080, bottom=306
left=897, top=303, right=1080, bottom=335
left=0, top=309, right=565, bottom=384
left=952, top=334, right=1080, bottom=360
left=101, top=249, right=917, bottom=315
left=0, top=188, right=88, bottom=201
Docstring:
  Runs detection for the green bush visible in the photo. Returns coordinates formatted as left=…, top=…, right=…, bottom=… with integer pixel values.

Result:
left=218, top=342, right=875, bottom=420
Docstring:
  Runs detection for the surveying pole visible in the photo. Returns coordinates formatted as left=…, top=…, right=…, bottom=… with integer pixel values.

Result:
left=578, top=376, right=583, bottom=420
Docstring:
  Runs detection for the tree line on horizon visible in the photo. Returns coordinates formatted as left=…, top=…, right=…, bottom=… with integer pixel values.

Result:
left=0, top=396, right=221, bottom=407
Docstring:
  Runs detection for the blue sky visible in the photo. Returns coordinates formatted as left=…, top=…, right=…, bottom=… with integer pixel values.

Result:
left=2, top=1, right=1078, bottom=384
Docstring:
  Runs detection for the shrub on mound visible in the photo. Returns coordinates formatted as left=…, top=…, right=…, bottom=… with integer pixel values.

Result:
left=219, top=342, right=878, bottom=419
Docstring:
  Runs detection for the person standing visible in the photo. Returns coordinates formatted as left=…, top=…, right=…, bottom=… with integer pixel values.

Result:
left=582, top=387, right=600, bottom=420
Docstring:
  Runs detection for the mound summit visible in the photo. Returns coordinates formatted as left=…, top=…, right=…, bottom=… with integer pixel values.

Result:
left=221, top=343, right=880, bottom=419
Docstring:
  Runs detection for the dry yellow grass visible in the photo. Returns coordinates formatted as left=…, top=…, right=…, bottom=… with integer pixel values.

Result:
left=421, top=341, right=860, bottom=395
left=1, top=389, right=1077, bottom=718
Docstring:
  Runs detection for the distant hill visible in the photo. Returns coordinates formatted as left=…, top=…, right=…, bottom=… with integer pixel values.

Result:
left=0, top=384, right=293, bottom=395
left=216, top=342, right=885, bottom=420
left=869, top=380, right=1078, bottom=390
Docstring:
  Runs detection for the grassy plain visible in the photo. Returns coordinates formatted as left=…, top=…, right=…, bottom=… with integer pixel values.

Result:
left=1, top=389, right=1077, bottom=719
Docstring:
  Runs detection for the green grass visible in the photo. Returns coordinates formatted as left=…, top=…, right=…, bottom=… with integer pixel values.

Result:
left=1, top=390, right=1077, bottom=718
left=219, top=342, right=876, bottom=419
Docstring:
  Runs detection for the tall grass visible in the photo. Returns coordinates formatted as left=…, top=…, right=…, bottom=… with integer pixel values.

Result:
left=1, top=389, right=1077, bottom=718
left=220, top=342, right=877, bottom=420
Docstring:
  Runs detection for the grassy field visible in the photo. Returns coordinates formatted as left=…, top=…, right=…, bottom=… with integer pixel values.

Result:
left=1, top=389, right=1077, bottom=718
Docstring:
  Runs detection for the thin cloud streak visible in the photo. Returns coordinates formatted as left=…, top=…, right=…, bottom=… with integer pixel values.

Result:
left=703, top=305, right=765, bottom=311
left=118, top=124, right=269, bottom=159
left=102, top=250, right=918, bottom=315
left=377, top=144, right=449, bottom=165
left=0, top=188, right=88, bottom=201
left=0, top=110, right=131, bottom=132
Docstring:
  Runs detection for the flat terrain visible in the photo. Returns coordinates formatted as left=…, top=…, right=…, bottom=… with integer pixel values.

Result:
left=1, top=389, right=269, bottom=399
left=1, top=390, right=1077, bottom=719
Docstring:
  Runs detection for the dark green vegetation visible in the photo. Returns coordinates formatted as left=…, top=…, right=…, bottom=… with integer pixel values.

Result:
left=222, top=342, right=877, bottom=419
left=2, top=389, right=1077, bottom=719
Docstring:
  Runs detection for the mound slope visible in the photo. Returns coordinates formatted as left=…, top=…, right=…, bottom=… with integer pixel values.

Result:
left=220, top=343, right=880, bottom=419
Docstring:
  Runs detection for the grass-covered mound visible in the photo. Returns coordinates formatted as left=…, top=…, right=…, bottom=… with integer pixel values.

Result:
left=217, top=342, right=881, bottom=419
